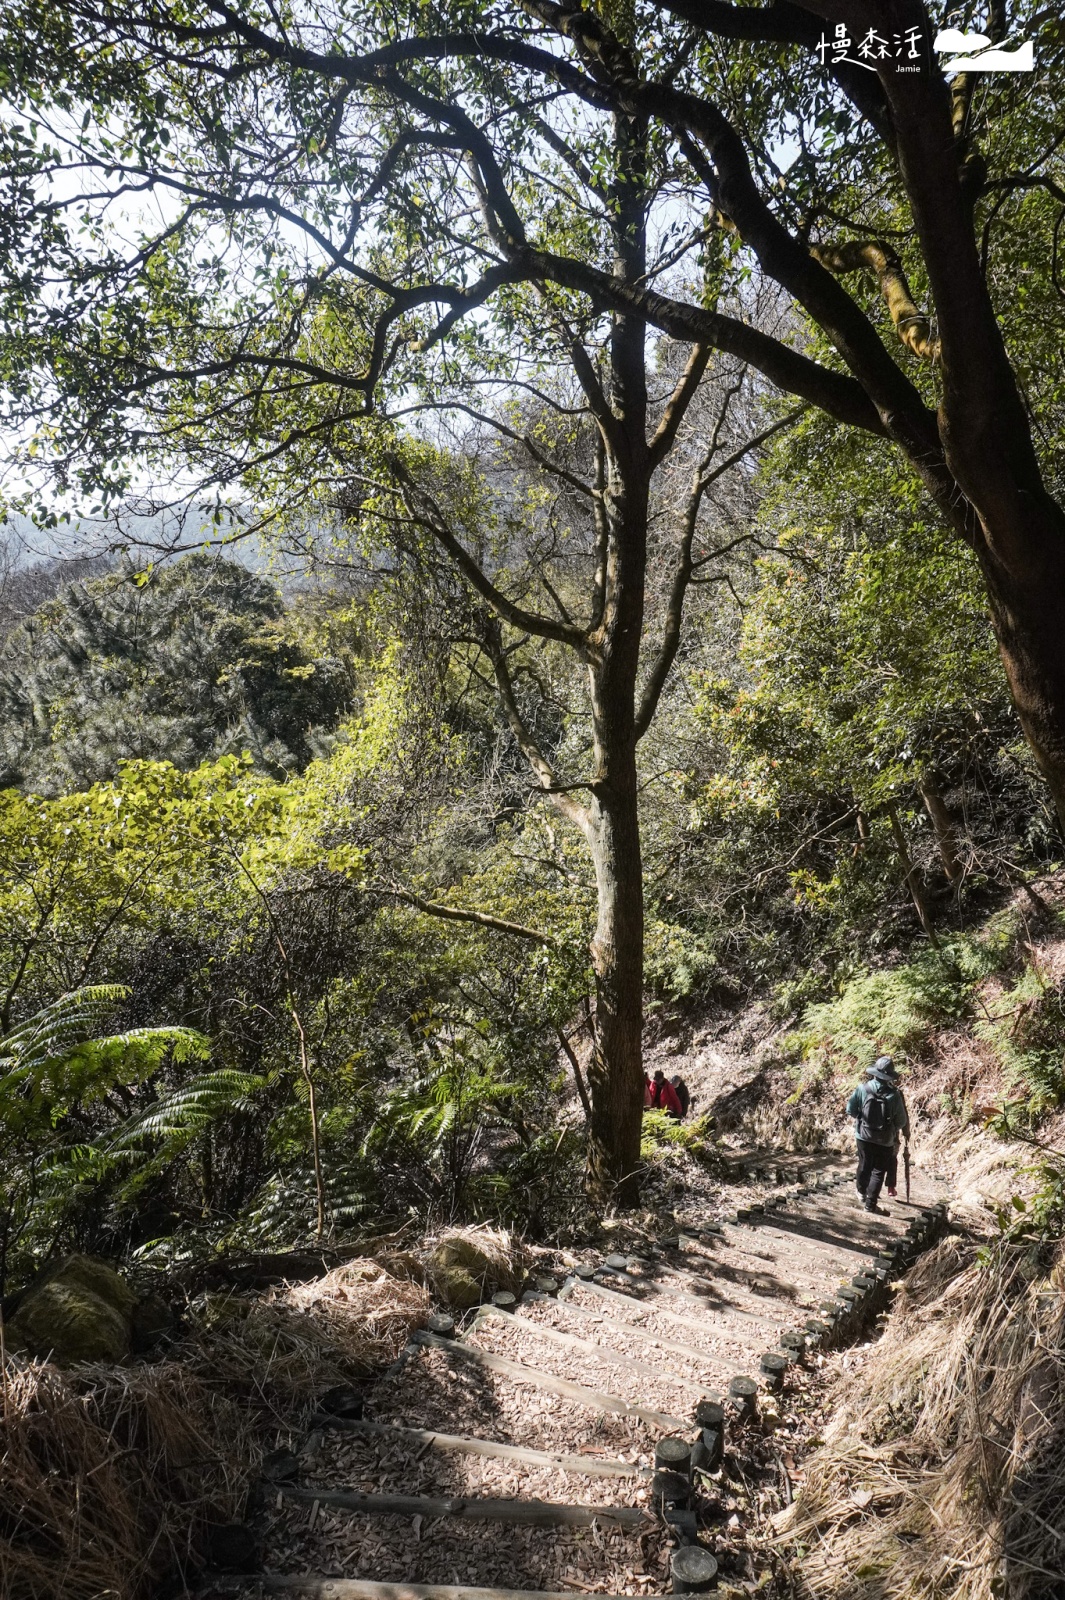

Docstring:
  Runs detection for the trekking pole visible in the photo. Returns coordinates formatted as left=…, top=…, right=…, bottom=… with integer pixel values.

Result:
left=904, top=1140, right=911, bottom=1203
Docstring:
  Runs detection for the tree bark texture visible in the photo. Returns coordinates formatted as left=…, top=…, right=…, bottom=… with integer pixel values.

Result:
left=971, top=510, right=1065, bottom=831
left=876, top=36, right=1065, bottom=831
left=919, top=779, right=963, bottom=884
left=584, top=750, right=645, bottom=1206
left=580, top=111, right=651, bottom=1207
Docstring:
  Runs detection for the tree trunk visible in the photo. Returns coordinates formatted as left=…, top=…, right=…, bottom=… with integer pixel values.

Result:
left=853, top=808, right=870, bottom=857
left=580, top=106, right=651, bottom=1207
left=918, top=779, right=963, bottom=884
left=581, top=451, right=647, bottom=1203
left=880, top=60, right=1065, bottom=833
left=971, top=506, right=1065, bottom=834
left=887, top=802, right=938, bottom=946
left=584, top=756, right=645, bottom=1206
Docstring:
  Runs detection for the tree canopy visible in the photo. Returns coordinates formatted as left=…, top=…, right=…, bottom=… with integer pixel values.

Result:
left=0, top=0, right=1063, bottom=1220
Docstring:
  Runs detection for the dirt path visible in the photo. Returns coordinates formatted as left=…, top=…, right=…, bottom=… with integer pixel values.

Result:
left=206, top=1152, right=947, bottom=1600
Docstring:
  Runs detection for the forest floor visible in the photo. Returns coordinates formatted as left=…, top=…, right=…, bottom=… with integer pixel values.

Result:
left=7, top=1064, right=1048, bottom=1600
left=194, top=885, right=1065, bottom=1600
left=12, top=880, right=1065, bottom=1600
left=200, top=1153, right=949, bottom=1600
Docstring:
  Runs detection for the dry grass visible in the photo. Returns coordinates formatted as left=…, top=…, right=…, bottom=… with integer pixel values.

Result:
left=0, top=1258, right=430, bottom=1598
left=774, top=1235, right=1065, bottom=1600
left=919, top=1119, right=1040, bottom=1225
left=179, top=1258, right=431, bottom=1416
left=0, top=1352, right=255, bottom=1600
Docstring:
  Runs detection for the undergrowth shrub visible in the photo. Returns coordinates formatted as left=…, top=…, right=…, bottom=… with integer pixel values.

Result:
left=466, top=1126, right=587, bottom=1238
left=786, top=914, right=1027, bottom=1077
left=640, top=1110, right=717, bottom=1166
left=644, top=917, right=722, bottom=1000
left=975, top=967, right=1065, bottom=1119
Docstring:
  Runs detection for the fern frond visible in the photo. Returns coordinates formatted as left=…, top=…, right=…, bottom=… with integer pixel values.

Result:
left=105, top=1069, right=264, bottom=1153
left=0, top=985, right=131, bottom=1067
left=0, top=986, right=212, bottom=1137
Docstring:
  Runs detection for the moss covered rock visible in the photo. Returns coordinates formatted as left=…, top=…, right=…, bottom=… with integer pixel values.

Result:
left=432, top=1234, right=496, bottom=1282
left=42, top=1254, right=138, bottom=1317
left=427, top=1233, right=510, bottom=1309
left=7, top=1255, right=136, bottom=1364
left=430, top=1263, right=484, bottom=1309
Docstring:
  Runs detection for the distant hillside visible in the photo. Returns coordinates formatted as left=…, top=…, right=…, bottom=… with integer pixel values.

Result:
left=0, top=551, right=353, bottom=793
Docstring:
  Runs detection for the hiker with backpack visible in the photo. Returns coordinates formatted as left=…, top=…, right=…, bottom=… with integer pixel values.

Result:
left=671, top=1074, right=691, bottom=1119
left=845, top=1055, right=911, bottom=1213
left=884, top=1078, right=911, bottom=1197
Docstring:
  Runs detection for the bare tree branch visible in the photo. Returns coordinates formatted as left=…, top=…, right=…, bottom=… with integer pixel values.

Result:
left=390, top=456, right=589, bottom=649
left=379, top=887, right=556, bottom=944
left=481, top=620, right=592, bottom=833
left=648, top=344, right=711, bottom=469
left=635, top=404, right=806, bottom=737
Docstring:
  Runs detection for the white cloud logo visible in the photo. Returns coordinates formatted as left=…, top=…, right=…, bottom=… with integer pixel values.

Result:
left=933, top=28, right=1034, bottom=72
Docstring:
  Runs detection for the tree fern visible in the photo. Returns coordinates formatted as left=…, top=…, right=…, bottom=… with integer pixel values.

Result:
left=0, top=985, right=212, bottom=1288
left=98, top=1068, right=266, bottom=1204
left=0, top=984, right=209, bottom=1134
left=231, top=1164, right=372, bottom=1247
left=360, top=1041, right=522, bottom=1213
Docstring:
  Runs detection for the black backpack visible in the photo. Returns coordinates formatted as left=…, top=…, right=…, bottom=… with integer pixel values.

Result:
left=859, top=1083, right=892, bottom=1143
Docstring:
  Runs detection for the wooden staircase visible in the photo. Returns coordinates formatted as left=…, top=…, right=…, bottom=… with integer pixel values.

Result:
left=205, top=1154, right=948, bottom=1599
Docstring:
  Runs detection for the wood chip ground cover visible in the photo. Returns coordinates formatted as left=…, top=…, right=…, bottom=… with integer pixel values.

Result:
left=534, top=1292, right=751, bottom=1382
left=250, top=1501, right=673, bottom=1594
left=658, top=1219, right=882, bottom=1315
left=212, top=1156, right=951, bottom=1600
left=304, top=1429, right=647, bottom=1508
left=369, top=1346, right=655, bottom=1453
left=520, top=1301, right=730, bottom=1390
left=564, top=1284, right=775, bottom=1373
left=652, top=1252, right=809, bottom=1320
left=464, top=1320, right=699, bottom=1414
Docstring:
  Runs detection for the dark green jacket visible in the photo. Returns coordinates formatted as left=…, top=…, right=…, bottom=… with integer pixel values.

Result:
left=846, top=1080, right=910, bottom=1147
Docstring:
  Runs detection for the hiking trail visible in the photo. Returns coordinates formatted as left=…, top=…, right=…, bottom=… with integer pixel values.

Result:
left=207, top=1150, right=948, bottom=1600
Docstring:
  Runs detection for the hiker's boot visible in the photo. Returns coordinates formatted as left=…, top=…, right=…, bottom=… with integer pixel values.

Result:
left=864, top=1201, right=885, bottom=1214
left=887, top=1187, right=898, bottom=1198
left=855, top=1185, right=866, bottom=1202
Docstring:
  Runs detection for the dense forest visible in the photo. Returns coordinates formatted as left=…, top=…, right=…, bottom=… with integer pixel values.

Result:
left=0, top=434, right=1054, bottom=1281
left=0, top=2, right=1063, bottom=1597
left=0, top=0, right=1061, bottom=1276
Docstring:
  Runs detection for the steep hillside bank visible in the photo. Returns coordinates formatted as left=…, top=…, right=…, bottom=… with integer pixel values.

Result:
left=637, top=871, right=1065, bottom=1210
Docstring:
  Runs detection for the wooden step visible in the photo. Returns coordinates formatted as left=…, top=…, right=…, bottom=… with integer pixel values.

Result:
left=411, top=1330, right=689, bottom=1431
left=568, top=1273, right=787, bottom=1338
left=315, top=1417, right=649, bottom=1478
left=277, top=1484, right=649, bottom=1529
left=473, top=1306, right=713, bottom=1396
left=665, top=1222, right=863, bottom=1286
left=219, top=1579, right=669, bottom=1599
left=521, top=1290, right=744, bottom=1379
left=623, top=1267, right=797, bottom=1328
left=660, top=1226, right=878, bottom=1300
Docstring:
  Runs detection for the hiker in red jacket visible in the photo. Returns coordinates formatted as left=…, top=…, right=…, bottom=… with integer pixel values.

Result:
left=645, top=1068, right=683, bottom=1119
